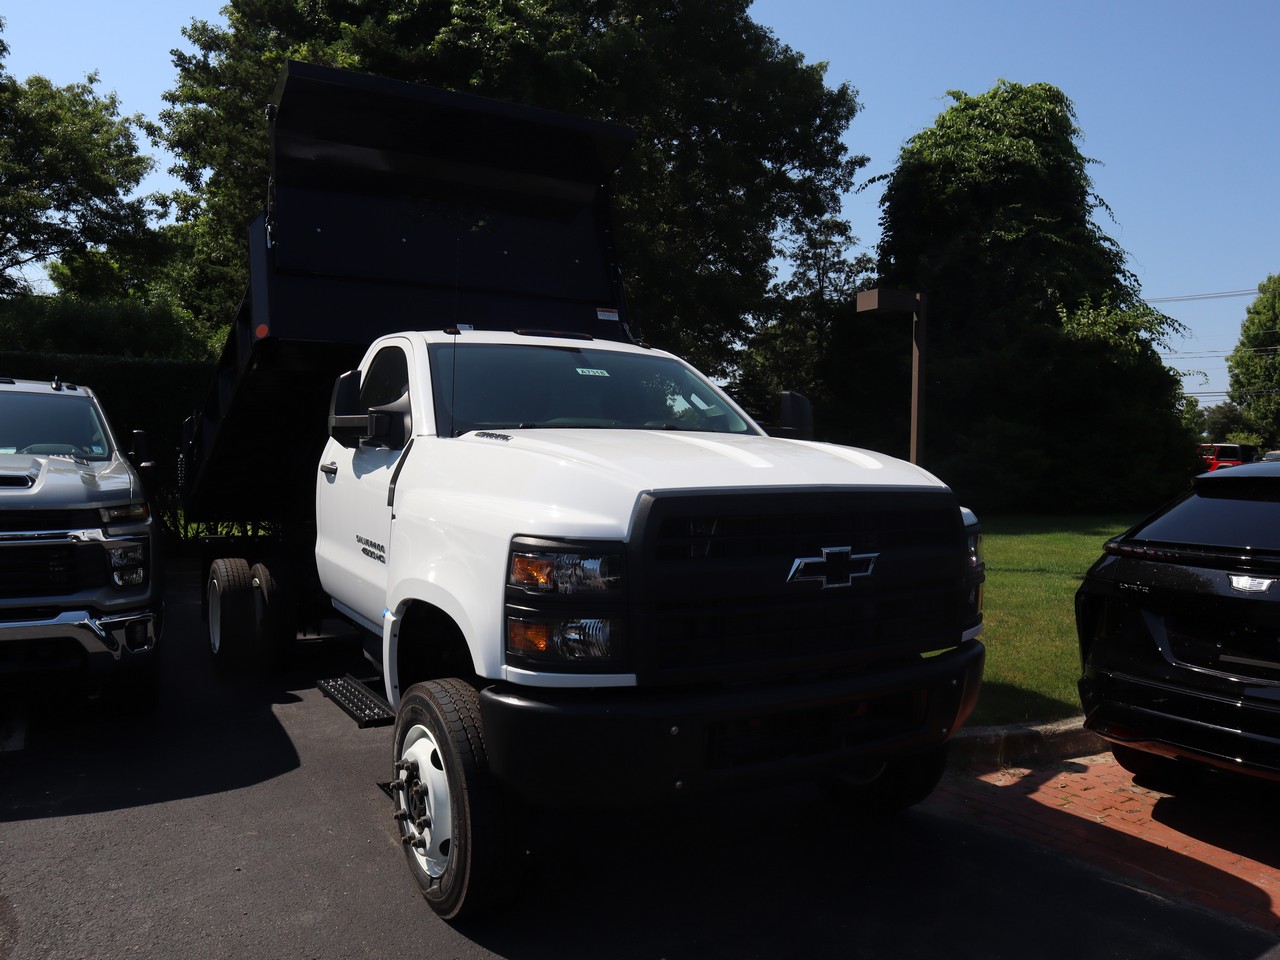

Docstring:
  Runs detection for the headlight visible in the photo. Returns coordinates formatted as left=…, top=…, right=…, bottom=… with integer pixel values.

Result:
left=107, top=542, right=147, bottom=588
left=506, top=538, right=627, bottom=668
left=961, top=506, right=983, bottom=569
left=960, top=507, right=985, bottom=625
left=100, top=502, right=150, bottom=524
left=510, top=551, right=621, bottom=594
left=508, top=616, right=622, bottom=661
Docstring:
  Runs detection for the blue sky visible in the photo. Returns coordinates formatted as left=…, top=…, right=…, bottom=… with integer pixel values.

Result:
left=4, top=1, right=1277, bottom=406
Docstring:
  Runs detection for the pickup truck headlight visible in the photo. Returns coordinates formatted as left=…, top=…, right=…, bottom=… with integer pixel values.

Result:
left=961, top=507, right=985, bottom=627
left=100, top=502, right=150, bottom=524
left=107, top=542, right=147, bottom=587
left=506, top=538, right=627, bottom=668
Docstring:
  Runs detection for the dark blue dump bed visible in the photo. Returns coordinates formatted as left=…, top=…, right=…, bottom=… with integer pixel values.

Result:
left=181, top=62, right=635, bottom=521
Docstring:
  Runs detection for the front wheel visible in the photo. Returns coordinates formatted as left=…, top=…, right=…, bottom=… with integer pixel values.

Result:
left=822, top=745, right=950, bottom=815
left=391, top=679, right=521, bottom=920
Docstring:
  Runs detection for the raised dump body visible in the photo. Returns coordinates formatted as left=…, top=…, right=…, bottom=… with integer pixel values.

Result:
left=180, top=61, right=636, bottom=522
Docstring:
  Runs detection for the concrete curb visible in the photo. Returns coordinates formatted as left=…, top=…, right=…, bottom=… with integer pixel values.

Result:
left=952, top=716, right=1107, bottom=768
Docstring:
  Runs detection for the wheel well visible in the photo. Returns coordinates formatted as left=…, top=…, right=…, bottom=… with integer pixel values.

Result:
left=395, top=601, right=477, bottom=689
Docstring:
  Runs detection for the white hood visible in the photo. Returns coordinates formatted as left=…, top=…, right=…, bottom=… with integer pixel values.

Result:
left=402, top=429, right=947, bottom=540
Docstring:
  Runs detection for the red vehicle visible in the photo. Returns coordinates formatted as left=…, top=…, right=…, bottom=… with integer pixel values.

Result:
left=1198, top=442, right=1259, bottom=471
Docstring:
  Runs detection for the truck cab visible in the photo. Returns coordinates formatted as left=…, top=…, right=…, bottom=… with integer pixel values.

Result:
left=315, top=328, right=985, bottom=918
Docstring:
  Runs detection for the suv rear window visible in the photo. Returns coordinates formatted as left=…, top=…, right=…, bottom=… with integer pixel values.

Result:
left=1132, top=479, right=1280, bottom=551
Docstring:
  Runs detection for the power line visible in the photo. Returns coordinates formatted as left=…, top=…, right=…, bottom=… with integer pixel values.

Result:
left=1145, top=289, right=1256, bottom=304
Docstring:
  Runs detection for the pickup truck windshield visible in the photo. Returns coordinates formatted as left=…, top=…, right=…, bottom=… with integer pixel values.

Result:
left=0, top=393, right=113, bottom=460
left=428, top=342, right=756, bottom=436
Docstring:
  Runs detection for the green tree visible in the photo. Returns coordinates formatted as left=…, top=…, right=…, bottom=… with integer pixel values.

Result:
left=1202, top=400, right=1255, bottom=443
left=0, top=22, right=155, bottom=297
left=1227, top=274, right=1280, bottom=445
left=733, top=217, right=872, bottom=421
left=153, top=0, right=862, bottom=375
left=0, top=294, right=208, bottom=360
left=1179, top=393, right=1206, bottom=440
left=874, top=82, right=1156, bottom=345
left=865, top=80, right=1195, bottom=510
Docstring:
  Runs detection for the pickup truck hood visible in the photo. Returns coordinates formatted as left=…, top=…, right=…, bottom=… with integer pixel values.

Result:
left=407, top=429, right=948, bottom=539
left=468, top=429, right=940, bottom=488
left=0, top=453, right=139, bottom=509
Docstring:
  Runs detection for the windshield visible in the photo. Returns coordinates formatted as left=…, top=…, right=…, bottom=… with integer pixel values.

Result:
left=428, top=342, right=756, bottom=436
left=0, top=392, right=114, bottom=461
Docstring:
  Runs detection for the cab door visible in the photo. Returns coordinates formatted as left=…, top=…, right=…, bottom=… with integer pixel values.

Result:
left=316, top=341, right=414, bottom=626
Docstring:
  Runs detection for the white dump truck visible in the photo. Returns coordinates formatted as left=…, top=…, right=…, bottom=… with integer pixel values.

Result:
left=180, top=62, right=985, bottom=920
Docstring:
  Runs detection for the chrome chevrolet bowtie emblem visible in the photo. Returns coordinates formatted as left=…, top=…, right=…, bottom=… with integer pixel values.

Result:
left=787, top=547, right=878, bottom=589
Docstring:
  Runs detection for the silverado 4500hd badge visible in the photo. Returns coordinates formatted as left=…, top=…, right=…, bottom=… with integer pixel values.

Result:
left=356, top=534, right=386, bottom=564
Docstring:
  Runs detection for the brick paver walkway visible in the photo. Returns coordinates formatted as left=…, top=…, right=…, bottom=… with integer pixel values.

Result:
left=925, top=752, right=1280, bottom=937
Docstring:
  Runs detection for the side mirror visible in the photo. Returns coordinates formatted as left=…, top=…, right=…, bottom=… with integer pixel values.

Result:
left=365, top=391, right=412, bottom=450
left=128, top=429, right=153, bottom=464
left=328, top=370, right=365, bottom=448
left=127, top=429, right=157, bottom=491
left=774, top=391, right=814, bottom=441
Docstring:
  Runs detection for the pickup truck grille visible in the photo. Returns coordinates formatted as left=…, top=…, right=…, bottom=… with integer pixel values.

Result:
left=1, top=509, right=102, bottom=532
left=629, top=488, right=967, bottom=684
left=0, top=541, right=110, bottom=599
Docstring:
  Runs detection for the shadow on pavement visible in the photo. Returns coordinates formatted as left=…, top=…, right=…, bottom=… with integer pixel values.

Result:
left=932, top=753, right=1280, bottom=941
left=1145, top=770, right=1280, bottom=871
left=439, top=777, right=1278, bottom=960
left=0, top=563, right=368, bottom=823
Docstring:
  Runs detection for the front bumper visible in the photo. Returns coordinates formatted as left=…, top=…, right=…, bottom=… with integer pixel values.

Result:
left=480, top=640, right=984, bottom=806
left=1079, top=667, right=1280, bottom=781
left=0, top=606, right=161, bottom=680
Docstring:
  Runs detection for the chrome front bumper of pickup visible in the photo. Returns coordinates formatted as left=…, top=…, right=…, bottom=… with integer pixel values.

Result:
left=0, top=608, right=160, bottom=661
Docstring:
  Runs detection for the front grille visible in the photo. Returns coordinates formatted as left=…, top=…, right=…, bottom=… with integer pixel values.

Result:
left=630, top=488, right=966, bottom=683
left=1, top=509, right=102, bottom=532
left=0, top=541, right=110, bottom=599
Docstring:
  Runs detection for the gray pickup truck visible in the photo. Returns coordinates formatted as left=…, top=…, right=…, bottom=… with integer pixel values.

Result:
left=0, top=376, right=162, bottom=706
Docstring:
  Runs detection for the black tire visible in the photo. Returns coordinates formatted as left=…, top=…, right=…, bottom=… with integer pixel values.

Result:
left=207, top=557, right=254, bottom=674
left=249, top=562, right=295, bottom=674
left=823, top=745, right=950, bottom=815
left=391, top=679, right=521, bottom=921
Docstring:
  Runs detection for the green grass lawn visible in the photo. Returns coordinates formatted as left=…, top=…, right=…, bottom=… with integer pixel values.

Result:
left=968, top=514, right=1140, bottom=727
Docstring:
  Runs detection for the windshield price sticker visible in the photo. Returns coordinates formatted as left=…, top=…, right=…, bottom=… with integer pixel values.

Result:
left=576, top=368, right=610, bottom=377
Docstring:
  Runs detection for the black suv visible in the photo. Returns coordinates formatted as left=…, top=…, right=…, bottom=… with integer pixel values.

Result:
left=0, top=377, right=162, bottom=705
left=1076, top=461, right=1280, bottom=783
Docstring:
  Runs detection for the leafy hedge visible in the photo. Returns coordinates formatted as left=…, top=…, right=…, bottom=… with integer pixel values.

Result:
left=0, top=296, right=211, bottom=360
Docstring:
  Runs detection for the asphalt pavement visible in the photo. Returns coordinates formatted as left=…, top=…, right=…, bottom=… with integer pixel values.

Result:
left=2, top=565, right=1278, bottom=957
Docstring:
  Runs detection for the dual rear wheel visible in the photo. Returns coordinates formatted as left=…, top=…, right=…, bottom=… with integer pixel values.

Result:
left=206, top=557, right=295, bottom=674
